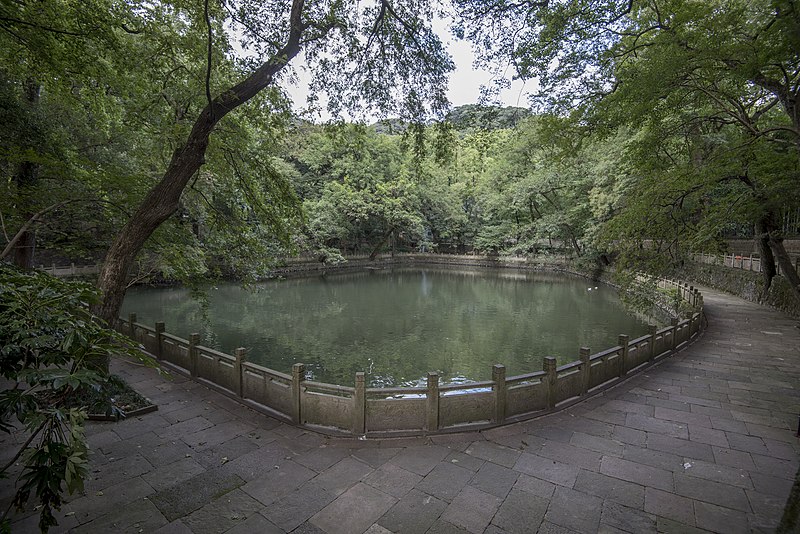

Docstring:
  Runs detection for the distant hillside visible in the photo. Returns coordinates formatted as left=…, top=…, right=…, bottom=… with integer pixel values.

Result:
left=371, top=118, right=409, bottom=135
left=445, top=104, right=531, bottom=131
left=370, top=104, right=531, bottom=134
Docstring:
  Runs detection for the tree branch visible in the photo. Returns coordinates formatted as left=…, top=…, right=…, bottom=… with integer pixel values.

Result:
left=0, top=419, right=47, bottom=474
left=0, top=201, right=70, bottom=261
left=204, top=0, right=214, bottom=121
left=0, top=210, right=9, bottom=242
left=0, top=15, right=86, bottom=37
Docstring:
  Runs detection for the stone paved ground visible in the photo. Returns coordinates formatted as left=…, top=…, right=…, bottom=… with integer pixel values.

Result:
left=3, top=286, right=799, bottom=533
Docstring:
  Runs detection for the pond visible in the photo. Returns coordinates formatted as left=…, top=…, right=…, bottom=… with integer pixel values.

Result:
left=121, top=266, right=658, bottom=387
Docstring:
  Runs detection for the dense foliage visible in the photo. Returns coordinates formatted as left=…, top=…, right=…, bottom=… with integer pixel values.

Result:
left=455, top=0, right=800, bottom=295
left=0, top=265, right=154, bottom=532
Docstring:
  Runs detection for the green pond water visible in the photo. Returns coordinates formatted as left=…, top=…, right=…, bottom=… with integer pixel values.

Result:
left=121, top=266, right=657, bottom=387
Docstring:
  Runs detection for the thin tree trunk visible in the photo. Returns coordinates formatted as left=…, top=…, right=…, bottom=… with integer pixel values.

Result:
left=0, top=201, right=68, bottom=261
left=563, top=224, right=582, bottom=257
left=369, top=227, right=395, bottom=261
left=93, top=0, right=309, bottom=336
left=11, top=81, right=42, bottom=269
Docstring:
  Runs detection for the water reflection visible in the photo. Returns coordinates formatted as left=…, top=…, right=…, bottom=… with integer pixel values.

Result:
left=122, top=267, right=661, bottom=387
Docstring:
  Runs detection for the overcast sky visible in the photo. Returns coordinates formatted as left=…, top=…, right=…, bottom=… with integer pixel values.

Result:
left=279, top=19, right=534, bottom=122
left=436, top=23, right=532, bottom=109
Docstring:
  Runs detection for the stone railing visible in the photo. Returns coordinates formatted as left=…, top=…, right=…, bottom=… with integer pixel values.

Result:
left=119, top=261, right=705, bottom=437
left=39, top=263, right=100, bottom=277
left=690, top=252, right=800, bottom=276
left=269, top=252, right=575, bottom=278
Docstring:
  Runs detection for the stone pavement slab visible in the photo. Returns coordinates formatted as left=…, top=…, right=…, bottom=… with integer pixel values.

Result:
left=378, top=489, right=448, bottom=534
left=490, top=487, right=548, bottom=533
left=440, top=485, right=503, bottom=533
left=7, top=285, right=799, bottom=533
left=310, top=483, right=396, bottom=534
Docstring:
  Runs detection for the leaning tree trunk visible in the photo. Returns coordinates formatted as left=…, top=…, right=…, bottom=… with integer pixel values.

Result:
left=92, top=0, right=308, bottom=366
left=369, top=226, right=396, bottom=261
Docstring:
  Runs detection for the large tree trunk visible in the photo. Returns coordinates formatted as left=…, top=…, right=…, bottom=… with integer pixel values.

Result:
left=768, top=234, right=800, bottom=304
left=93, top=0, right=307, bottom=339
left=755, top=216, right=777, bottom=292
left=755, top=209, right=800, bottom=305
left=11, top=214, right=36, bottom=269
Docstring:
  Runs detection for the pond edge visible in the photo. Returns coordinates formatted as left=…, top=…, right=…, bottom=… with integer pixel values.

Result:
left=117, top=254, right=705, bottom=438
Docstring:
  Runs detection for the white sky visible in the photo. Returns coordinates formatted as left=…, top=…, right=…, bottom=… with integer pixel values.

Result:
left=431, top=24, right=533, bottom=109
left=279, top=19, right=534, bottom=122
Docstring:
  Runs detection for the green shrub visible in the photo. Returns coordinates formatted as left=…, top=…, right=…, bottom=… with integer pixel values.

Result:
left=0, top=264, right=154, bottom=532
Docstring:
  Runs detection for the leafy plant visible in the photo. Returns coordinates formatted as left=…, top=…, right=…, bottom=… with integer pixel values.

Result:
left=0, top=264, right=155, bottom=532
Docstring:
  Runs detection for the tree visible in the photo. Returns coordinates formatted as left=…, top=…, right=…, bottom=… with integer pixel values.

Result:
left=455, top=0, right=800, bottom=302
left=91, top=0, right=453, bottom=333
left=0, top=265, right=153, bottom=532
left=290, top=124, right=427, bottom=257
left=595, top=0, right=800, bottom=297
left=1, top=0, right=455, bottom=348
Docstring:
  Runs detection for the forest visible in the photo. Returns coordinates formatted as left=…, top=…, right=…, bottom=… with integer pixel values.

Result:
left=0, top=0, right=799, bottom=528
left=2, top=0, right=798, bottom=319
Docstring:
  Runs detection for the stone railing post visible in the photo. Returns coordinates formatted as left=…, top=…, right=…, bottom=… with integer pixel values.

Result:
left=71, top=262, right=76, bottom=275
left=154, top=321, right=165, bottom=360
left=618, top=334, right=629, bottom=377
left=291, top=363, right=305, bottom=425
left=426, top=372, right=439, bottom=432
left=492, top=364, right=506, bottom=424
left=544, top=356, right=557, bottom=409
left=580, top=347, right=591, bottom=394
left=354, top=372, right=366, bottom=435
left=649, top=325, right=659, bottom=361
left=188, top=333, right=200, bottom=377
left=234, top=347, right=246, bottom=398
left=671, top=318, right=679, bottom=350
left=128, top=313, right=137, bottom=338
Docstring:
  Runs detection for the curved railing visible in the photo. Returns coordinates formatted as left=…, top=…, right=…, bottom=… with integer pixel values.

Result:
left=119, top=266, right=705, bottom=437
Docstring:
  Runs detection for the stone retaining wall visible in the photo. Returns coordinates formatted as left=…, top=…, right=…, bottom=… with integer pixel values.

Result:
left=682, top=261, right=800, bottom=319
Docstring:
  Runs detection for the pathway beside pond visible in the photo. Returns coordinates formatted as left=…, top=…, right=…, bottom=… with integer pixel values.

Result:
left=8, top=286, right=800, bottom=533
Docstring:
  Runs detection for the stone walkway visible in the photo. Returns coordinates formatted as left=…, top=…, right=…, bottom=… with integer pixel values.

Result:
left=5, top=286, right=800, bottom=533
